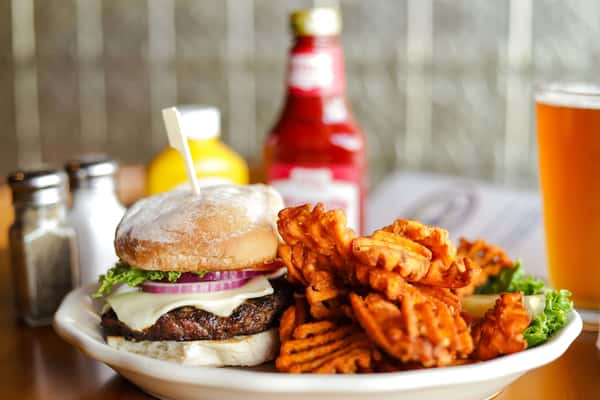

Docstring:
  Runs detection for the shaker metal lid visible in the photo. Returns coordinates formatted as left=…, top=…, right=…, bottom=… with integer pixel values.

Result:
left=65, top=154, right=118, bottom=181
left=7, top=167, right=68, bottom=206
left=7, top=168, right=67, bottom=191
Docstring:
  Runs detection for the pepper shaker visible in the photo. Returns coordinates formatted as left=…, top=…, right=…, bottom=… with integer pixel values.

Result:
left=8, top=168, right=78, bottom=327
left=66, top=155, right=125, bottom=286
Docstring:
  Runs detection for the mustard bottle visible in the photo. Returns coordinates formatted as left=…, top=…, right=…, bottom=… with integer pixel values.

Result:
left=146, top=105, right=249, bottom=195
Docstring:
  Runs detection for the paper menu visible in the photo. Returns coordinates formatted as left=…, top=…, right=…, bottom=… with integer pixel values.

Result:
left=367, top=172, right=548, bottom=280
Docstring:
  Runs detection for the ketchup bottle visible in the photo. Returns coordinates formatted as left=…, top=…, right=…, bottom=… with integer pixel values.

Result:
left=264, top=7, right=367, bottom=234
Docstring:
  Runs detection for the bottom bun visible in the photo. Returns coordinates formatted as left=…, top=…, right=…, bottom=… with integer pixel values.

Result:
left=106, top=328, right=279, bottom=367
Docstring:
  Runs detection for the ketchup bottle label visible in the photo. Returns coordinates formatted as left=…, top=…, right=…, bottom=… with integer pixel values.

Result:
left=268, top=163, right=360, bottom=232
left=287, top=47, right=345, bottom=96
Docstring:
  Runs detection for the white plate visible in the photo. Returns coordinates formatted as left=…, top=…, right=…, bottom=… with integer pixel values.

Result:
left=54, top=284, right=582, bottom=400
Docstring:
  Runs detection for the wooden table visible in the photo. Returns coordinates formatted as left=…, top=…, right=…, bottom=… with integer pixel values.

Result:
left=0, top=167, right=598, bottom=399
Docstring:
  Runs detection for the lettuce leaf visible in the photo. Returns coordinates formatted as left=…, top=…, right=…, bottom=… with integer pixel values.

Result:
left=475, top=261, right=545, bottom=295
left=474, top=261, right=573, bottom=347
left=523, top=289, right=573, bottom=347
left=93, top=262, right=205, bottom=298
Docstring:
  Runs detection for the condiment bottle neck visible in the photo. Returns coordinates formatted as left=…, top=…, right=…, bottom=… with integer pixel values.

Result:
left=292, top=35, right=341, bottom=49
left=285, top=34, right=347, bottom=98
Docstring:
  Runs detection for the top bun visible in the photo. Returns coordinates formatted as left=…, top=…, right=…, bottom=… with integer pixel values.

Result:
left=114, top=184, right=284, bottom=272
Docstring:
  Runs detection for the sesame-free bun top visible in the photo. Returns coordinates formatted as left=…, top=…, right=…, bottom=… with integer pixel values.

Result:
left=114, top=184, right=284, bottom=272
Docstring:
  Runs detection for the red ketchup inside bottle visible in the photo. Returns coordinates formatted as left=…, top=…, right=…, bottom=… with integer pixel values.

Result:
left=264, top=8, right=367, bottom=234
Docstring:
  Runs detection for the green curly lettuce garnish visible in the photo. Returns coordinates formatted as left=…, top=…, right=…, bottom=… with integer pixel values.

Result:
left=523, top=289, right=573, bottom=347
left=92, top=262, right=206, bottom=298
left=474, top=260, right=573, bottom=347
left=475, top=261, right=545, bottom=295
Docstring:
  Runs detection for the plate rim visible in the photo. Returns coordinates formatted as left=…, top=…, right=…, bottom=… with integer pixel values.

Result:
left=53, top=284, right=583, bottom=394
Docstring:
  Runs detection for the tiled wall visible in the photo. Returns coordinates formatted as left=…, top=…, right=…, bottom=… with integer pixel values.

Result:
left=1, top=0, right=599, bottom=188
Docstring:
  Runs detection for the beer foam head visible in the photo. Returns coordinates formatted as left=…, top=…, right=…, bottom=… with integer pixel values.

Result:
left=535, top=82, right=600, bottom=109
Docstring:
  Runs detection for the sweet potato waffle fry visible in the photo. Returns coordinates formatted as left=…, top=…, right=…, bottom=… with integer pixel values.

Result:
left=352, top=231, right=432, bottom=280
left=279, top=297, right=309, bottom=343
left=278, top=243, right=315, bottom=286
left=413, top=283, right=461, bottom=312
left=275, top=203, right=530, bottom=374
left=304, top=270, right=350, bottom=320
left=351, top=263, right=419, bottom=301
left=277, top=204, right=356, bottom=320
left=278, top=203, right=354, bottom=269
left=276, top=300, right=381, bottom=373
left=383, top=219, right=456, bottom=265
left=455, top=238, right=515, bottom=297
left=279, top=244, right=349, bottom=319
left=350, top=293, right=473, bottom=367
left=353, top=224, right=476, bottom=288
left=471, top=292, right=531, bottom=361
left=348, top=264, right=461, bottom=312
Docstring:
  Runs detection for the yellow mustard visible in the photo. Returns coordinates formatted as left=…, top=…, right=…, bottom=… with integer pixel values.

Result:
left=146, top=106, right=249, bottom=195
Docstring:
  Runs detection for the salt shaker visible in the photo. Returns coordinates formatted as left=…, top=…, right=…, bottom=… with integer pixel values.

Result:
left=8, top=168, right=78, bottom=327
left=66, top=155, right=125, bottom=286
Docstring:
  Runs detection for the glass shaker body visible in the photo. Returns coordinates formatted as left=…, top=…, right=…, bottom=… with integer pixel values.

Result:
left=65, top=156, right=125, bottom=285
left=68, top=184, right=124, bottom=285
left=9, top=200, right=77, bottom=326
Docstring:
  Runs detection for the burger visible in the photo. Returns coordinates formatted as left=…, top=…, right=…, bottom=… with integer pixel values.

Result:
left=94, top=184, right=293, bottom=366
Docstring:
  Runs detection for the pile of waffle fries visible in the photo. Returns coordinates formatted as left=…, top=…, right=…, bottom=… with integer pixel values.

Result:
left=275, top=204, right=530, bottom=373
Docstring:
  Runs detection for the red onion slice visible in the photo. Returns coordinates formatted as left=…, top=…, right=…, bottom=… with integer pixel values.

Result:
left=142, top=278, right=250, bottom=294
left=173, top=270, right=265, bottom=283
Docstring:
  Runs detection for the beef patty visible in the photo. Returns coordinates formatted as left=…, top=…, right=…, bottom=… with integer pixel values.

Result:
left=101, top=278, right=293, bottom=341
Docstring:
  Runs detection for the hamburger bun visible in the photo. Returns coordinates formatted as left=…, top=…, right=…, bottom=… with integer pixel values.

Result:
left=106, top=328, right=278, bottom=367
left=114, top=184, right=284, bottom=272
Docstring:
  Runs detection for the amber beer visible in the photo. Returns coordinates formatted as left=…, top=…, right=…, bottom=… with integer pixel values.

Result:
left=536, top=83, right=600, bottom=316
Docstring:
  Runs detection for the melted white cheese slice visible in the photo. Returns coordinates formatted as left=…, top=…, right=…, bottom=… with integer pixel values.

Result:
left=106, top=275, right=274, bottom=330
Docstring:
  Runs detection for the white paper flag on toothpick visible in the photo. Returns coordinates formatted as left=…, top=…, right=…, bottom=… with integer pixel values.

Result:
left=162, top=107, right=201, bottom=195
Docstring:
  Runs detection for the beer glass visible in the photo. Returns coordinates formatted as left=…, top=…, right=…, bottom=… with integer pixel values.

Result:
left=536, top=82, right=600, bottom=325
